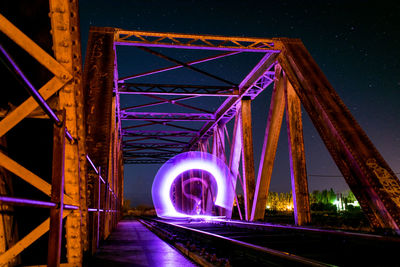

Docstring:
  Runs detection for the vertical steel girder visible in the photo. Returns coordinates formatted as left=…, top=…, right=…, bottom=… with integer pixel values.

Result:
left=240, top=98, right=256, bottom=221
left=278, top=38, right=400, bottom=231
left=82, top=27, right=116, bottom=254
left=47, top=112, right=66, bottom=266
left=251, top=65, right=286, bottom=221
left=49, top=0, right=86, bottom=263
left=284, top=77, right=311, bottom=225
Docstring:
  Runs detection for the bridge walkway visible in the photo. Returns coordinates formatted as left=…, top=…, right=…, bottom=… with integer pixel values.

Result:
left=88, top=219, right=196, bottom=267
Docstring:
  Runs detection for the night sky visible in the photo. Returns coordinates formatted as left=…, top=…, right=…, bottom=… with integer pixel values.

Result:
left=79, top=1, right=400, bottom=207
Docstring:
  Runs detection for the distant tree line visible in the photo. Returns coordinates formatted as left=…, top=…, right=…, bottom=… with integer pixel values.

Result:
left=265, top=189, right=359, bottom=212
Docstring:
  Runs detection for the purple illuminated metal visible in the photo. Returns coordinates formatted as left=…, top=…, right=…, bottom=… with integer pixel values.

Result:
left=118, top=51, right=241, bottom=82
left=0, top=196, right=78, bottom=210
left=188, top=52, right=277, bottom=149
left=120, top=111, right=215, bottom=121
left=123, top=130, right=199, bottom=138
left=115, top=41, right=276, bottom=52
left=152, top=151, right=234, bottom=218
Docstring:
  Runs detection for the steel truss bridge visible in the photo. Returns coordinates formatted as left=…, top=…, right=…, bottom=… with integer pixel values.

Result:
left=0, top=0, right=400, bottom=266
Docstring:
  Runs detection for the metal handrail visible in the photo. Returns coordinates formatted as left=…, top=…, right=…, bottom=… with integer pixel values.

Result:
left=0, top=195, right=78, bottom=210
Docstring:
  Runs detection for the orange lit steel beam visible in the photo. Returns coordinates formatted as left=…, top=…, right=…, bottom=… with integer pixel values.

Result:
left=240, top=97, right=255, bottom=221
left=0, top=152, right=73, bottom=205
left=49, top=0, right=85, bottom=262
left=0, top=77, right=66, bottom=138
left=115, top=29, right=279, bottom=52
left=250, top=64, right=286, bottom=221
left=0, top=14, right=71, bottom=81
left=0, top=211, right=71, bottom=266
left=285, top=79, right=311, bottom=226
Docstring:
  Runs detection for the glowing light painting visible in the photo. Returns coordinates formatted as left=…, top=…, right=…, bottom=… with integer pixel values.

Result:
left=152, top=151, right=234, bottom=219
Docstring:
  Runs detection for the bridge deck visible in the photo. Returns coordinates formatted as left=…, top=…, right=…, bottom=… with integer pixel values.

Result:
left=88, top=219, right=196, bottom=267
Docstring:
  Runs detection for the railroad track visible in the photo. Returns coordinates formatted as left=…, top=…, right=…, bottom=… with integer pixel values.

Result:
left=139, top=217, right=400, bottom=266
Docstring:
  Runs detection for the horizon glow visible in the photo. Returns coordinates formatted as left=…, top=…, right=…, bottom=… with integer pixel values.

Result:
left=152, top=151, right=234, bottom=218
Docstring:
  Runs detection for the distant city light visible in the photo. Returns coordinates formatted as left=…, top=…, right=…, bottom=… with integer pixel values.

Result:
left=152, top=151, right=234, bottom=219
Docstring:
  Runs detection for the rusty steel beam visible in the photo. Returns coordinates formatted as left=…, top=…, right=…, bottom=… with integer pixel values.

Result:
left=188, top=52, right=277, bottom=149
left=118, top=51, right=241, bottom=82
left=123, top=130, right=198, bottom=138
left=285, top=79, right=311, bottom=226
left=240, top=97, right=255, bottom=221
left=119, top=83, right=237, bottom=96
left=49, top=0, right=86, bottom=262
left=83, top=27, right=116, bottom=254
left=115, top=29, right=280, bottom=52
left=0, top=211, right=71, bottom=265
left=227, top=108, right=243, bottom=219
left=138, top=47, right=237, bottom=87
left=251, top=64, right=286, bottom=221
left=120, top=112, right=215, bottom=122
left=278, top=38, right=400, bottom=231
left=47, top=113, right=66, bottom=267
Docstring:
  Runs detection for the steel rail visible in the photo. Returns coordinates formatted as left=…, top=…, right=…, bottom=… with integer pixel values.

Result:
left=140, top=218, right=332, bottom=267
left=212, top=218, right=400, bottom=243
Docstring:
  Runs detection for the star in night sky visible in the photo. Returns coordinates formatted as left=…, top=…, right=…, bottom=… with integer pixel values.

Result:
left=79, top=0, right=400, bottom=206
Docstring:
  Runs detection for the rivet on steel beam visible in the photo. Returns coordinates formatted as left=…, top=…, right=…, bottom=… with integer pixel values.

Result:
left=54, top=7, right=65, bottom=13
left=56, top=25, right=68, bottom=31
left=59, top=41, right=69, bottom=47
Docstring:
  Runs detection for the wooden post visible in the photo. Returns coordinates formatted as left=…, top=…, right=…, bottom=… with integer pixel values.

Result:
left=251, top=65, right=286, bottom=221
left=47, top=112, right=66, bottom=267
left=240, top=97, right=255, bottom=221
left=285, top=79, right=311, bottom=226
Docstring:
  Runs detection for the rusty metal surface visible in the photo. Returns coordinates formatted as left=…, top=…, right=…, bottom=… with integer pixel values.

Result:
left=83, top=27, right=115, bottom=178
left=284, top=78, right=311, bottom=226
left=278, top=39, right=400, bottom=231
left=251, top=65, right=286, bottom=221
left=47, top=112, right=65, bottom=267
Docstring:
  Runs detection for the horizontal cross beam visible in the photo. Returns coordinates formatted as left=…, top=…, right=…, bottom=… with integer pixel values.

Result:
left=124, top=159, right=167, bottom=164
left=122, top=130, right=199, bottom=138
left=120, top=111, right=215, bottom=121
left=189, top=52, right=278, bottom=148
left=114, top=29, right=281, bottom=52
left=119, top=82, right=238, bottom=96
left=123, top=152, right=179, bottom=158
left=122, top=143, right=188, bottom=149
